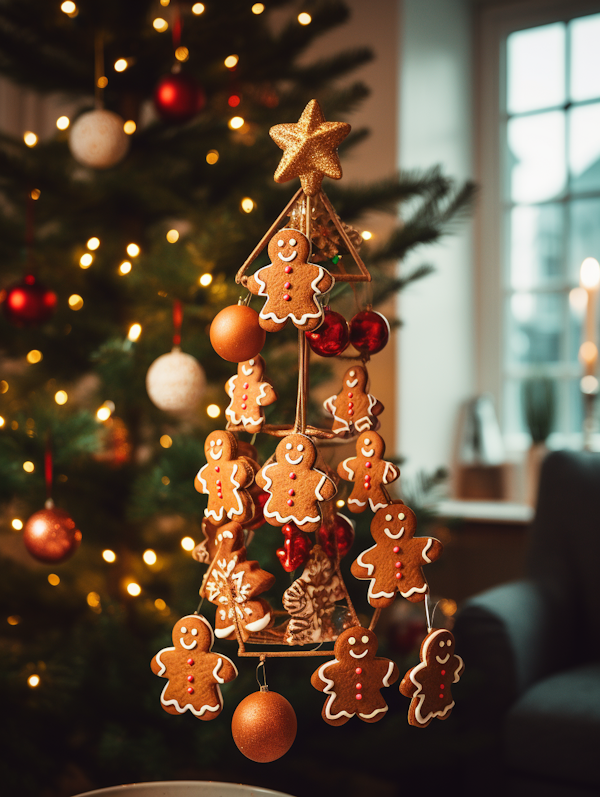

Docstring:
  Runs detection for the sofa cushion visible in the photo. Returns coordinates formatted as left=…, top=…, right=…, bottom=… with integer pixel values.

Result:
left=505, top=662, right=600, bottom=788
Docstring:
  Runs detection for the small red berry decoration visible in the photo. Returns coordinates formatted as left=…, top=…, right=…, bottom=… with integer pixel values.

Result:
left=306, top=307, right=349, bottom=357
left=154, top=73, right=205, bottom=122
left=349, top=309, right=390, bottom=355
left=210, top=304, right=266, bottom=362
left=2, top=274, right=57, bottom=327
left=276, top=523, right=311, bottom=572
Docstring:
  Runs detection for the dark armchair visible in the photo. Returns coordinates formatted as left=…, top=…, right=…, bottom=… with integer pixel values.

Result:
left=454, top=450, right=600, bottom=797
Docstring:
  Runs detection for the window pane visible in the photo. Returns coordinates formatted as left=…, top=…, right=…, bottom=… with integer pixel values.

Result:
left=570, top=13, right=600, bottom=102
left=504, top=379, right=528, bottom=436
left=506, top=292, right=563, bottom=365
left=568, top=287, right=586, bottom=365
left=507, top=112, right=566, bottom=203
left=509, top=204, right=564, bottom=289
left=569, top=103, right=600, bottom=193
left=566, top=379, right=585, bottom=433
left=507, top=23, right=565, bottom=114
left=569, top=198, right=600, bottom=282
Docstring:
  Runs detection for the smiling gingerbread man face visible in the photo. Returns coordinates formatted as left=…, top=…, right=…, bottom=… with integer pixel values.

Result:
left=344, top=367, right=368, bottom=392
left=336, top=626, right=378, bottom=662
left=267, top=228, right=311, bottom=265
left=276, top=433, right=317, bottom=471
left=204, top=430, right=236, bottom=462
left=426, top=629, right=455, bottom=665
left=172, top=615, right=213, bottom=652
left=357, top=431, right=385, bottom=459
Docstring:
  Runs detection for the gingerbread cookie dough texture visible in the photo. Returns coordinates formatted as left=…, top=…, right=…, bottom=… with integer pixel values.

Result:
left=337, top=431, right=400, bottom=514
left=256, top=433, right=337, bottom=533
left=323, top=365, right=383, bottom=437
left=151, top=614, right=238, bottom=720
left=400, top=628, right=464, bottom=727
left=245, top=228, right=334, bottom=333
left=351, top=503, right=443, bottom=606
left=311, top=626, right=399, bottom=726
left=225, top=355, right=277, bottom=434
left=194, top=430, right=255, bottom=526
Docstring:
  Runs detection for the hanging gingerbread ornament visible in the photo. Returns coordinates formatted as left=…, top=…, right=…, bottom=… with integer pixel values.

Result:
left=231, top=687, right=297, bottom=762
left=2, top=274, right=57, bottom=327
left=210, top=304, right=266, bottom=362
left=349, top=309, right=390, bottom=355
left=146, top=301, right=206, bottom=413
left=323, top=364, right=384, bottom=437
left=306, top=307, right=349, bottom=357
left=225, top=355, right=278, bottom=434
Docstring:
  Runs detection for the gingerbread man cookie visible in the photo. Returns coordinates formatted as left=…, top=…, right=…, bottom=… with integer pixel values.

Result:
left=256, top=433, right=337, bottom=533
left=225, top=355, right=277, bottom=434
left=245, top=228, right=334, bottom=332
left=400, top=628, right=464, bottom=727
left=323, top=365, right=384, bottom=437
left=204, top=521, right=275, bottom=641
left=337, top=431, right=399, bottom=513
left=311, top=626, right=399, bottom=725
left=150, top=614, right=237, bottom=720
left=351, top=502, right=443, bottom=605
left=195, top=431, right=255, bottom=526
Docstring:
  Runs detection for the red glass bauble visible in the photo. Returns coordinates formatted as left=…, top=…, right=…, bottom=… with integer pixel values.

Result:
left=317, top=512, right=355, bottom=559
left=210, top=305, right=266, bottom=362
left=276, top=523, right=311, bottom=572
left=306, top=307, right=349, bottom=357
left=349, top=309, right=390, bottom=354
left=246, top=483, right=269, bottom=531
left=231, top=689, right=297, bottom=762
left=154, top=73, right=205, bottom=122
left=2, top=274, right=57, bottom=327
left=23, top=503, right=82, bottom=564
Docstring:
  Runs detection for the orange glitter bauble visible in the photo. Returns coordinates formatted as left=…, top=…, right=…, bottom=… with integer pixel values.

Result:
left=231, top=689, right=297, bottom=762
left=23, top=504, right=82, bottom=563
left=210, top=305, right=266, bottom=362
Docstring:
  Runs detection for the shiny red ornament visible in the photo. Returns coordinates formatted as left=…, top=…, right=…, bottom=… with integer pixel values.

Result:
left=306, top=307, right=349, bottom=357
left=276, top=523, right=311, bottom=572
left=154, top=73, right=205, bottom=122
left=349, top=309, right=390, bottom=355
left=246, top=482, right=269, bottom=531
left=210, top=304, right=266, bottom=362
left=2, top=274, right=57, bottom=327
left=23, top=503, right=82, bottom=563
left=317, top=512, right=355, bottom=559
left=231, top=688, right=297, bottom=762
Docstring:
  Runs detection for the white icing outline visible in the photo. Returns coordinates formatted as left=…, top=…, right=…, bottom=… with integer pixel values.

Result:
left=400, top=583, right=429, bottom=599
left=369, top=498, right=389, bottom=513
left=254, top=264, right=333, bottom=326
left=382, top=660, right=396, bottom=687
left=346, top=378, right=359, bottom=388
left=348, top=498, right=367, bottom=508
left=384, top=525, right=404, bottom=540
left=179, top=637, right=197, bottom=650
left=285, top=452, right=304, bottom=465
left=361, top=447, right=375, bottom=457
left=435, top=653, right=450, bottom=665
left=278, top=250, right=298, bottom=262
left=209, top=447, right=223, bottom=461
left=341, top=457, right=355, bottom=480
left=408, top=631, right=463, bottom=725
left=214, top=624, right=235, bottom=638
left=349, top=648, right=369, bottom=659
left=154, top=615, right=238, bottom=717
left=241, top=364, right=254, bottom=376
left=382, top=462, right=399, bottom=484
left=422, top=538, right=434, bottom=563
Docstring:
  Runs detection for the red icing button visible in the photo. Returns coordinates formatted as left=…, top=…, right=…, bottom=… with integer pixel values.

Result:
left=288, top=489, right=295, bottom=496
left=395, top=572, right=402, bottom=579
left=287, top=499, right=294, bottom=506
left=347, top=392, right=353, bottom=398
left=355, top=667, right=362, bottom=674
left=440, top=684, right=445, bottom=689
left=364, top=474, right=371, bottom=481
left=363, top=483, right=370, bottom=489
left=348, top=402, right=354, bottom=409
left=356, top=683, right=362, bottom=690
left=284, top=282, right=291, bottom=289
left=216, top=480, right=221, bottom=486
left=284, top=266, right=292, bottom=274
left=187, top=659, right=194, bottom=665
left=289, top=472, right=296, bottom=479
left=283, top=294, right=291, bottom=301
left=439, top=694, right=444, bottom=699
left=355, top=694, right=362, bottom=700
left=215, top=466, right=220, bottom=472
left=241, top=403, right=247, bottom=409
left=243, top=382, right=249, bottom=389
left=365, top=461, right=372, bottom=468
left=348, top=409, right=354, bottom=416
left=242, top=394, right=248, bottom=400
left=187, top=675, right=194, bottom=682
left=393, top=546, right=400, bottom=553
left=395, top=561, right=402, bottom=568
left=187, top=687, right=194, bottom=694
left=441, top=670, right=446, bottom=675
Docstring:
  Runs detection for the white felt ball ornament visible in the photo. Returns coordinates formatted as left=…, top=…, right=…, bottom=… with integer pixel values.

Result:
left=146, top=348, right=206, bottom=413
left=69, top=109, right=130, bottom=169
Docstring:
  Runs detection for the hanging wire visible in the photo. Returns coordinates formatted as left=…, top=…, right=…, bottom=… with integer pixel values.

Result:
left=256, top=656, right=268, bottom=690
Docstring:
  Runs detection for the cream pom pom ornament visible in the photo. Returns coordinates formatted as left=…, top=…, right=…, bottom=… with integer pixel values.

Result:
left=69, top=109, right=130, bottom=169
left=146, top=347, right=206, bottom=413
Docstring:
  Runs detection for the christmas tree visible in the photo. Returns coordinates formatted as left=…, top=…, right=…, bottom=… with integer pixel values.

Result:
left=0, top=2, right=474, bottom=795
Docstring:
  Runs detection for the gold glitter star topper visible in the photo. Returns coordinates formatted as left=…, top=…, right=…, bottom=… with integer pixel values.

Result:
left=270, top=99, right=351, bottom=197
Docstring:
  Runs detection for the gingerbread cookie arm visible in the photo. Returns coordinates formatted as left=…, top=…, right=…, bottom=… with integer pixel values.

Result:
left=209, top=652, right=238, bottom=684
left=195, top=463, right=208, bottom=495
left=370, top=395, right=384, bottom=417
left=316, top=268, right=334, bottom=294
left=323, top=393, right=337, bottom=416
left=337, top=456, right=357, bottom=481
left=420, top=537, right=443, bottom=565
left=453, top=655, right=465, bottom=682
left=382, top=461, right=400, bottom=485
left=255, top=461, right=272, bottom=493
left=256, top=381, right=277, bottom=406
left=151, top=646, right=176, bottom=676
left=245, top=267, right=269, bottom=297
left=315, top=470, right=337, bottom=502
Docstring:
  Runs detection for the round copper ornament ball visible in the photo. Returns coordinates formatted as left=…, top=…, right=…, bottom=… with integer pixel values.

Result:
left=210, top=305, right=266, bottom=363
left=231, top=688, right=297, bottom=762
left=23, top=503, right=82, bottom=564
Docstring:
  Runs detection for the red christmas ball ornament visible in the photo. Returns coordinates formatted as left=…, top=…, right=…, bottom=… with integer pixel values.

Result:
left=23, top=501, right=82, bottom=564
left=231, top=688, right=297, bottom=762
left=210, top=305, right=266, bottom=362
left=2, top=274, right=57, bottom=327
left=349, top=309, right=390, bottom=355
left=276, top=523, right=311, bottom=572
left=306, top=307, right=349, bottom=357
left=246, top=482, right=269, bottom=531
left=317, top=512, right=355, bottom=559
left=154, top=73, right=205, bottom=122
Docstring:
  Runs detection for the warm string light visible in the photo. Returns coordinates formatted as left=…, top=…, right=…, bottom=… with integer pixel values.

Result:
left=229, top=116, right=244, bottom=130
left=27, top=350, right=42, bottom=364
left=87, top=591, right=101, bottom=607
left=298, top=12, right=312, bottom=24
left=123, top=120, right=136, bottom=135
left=336, top=499, right=346, bottom=508
left=97, top=76, right=108, bottom=89
left=154, top=598, right=167, bottom=611
left=160, top=434, right=173, bottom=448
left=102, top=549, right=116, bottom=563
left=361, top=230, right=373, bottom=240
left=114, top=59, right=128, bottom=72
left=80, top=253, right=93, bottom=268
left=56, top=116, right=70, bottom=130
left=48, top=574, right=60, bottom=586
left=119, top=261, right=132, bottom=275
left=180, top=536, right=195, bottom=551
left=175, top=47, right=189, bottom=62
left=206, top=150, right=219, bottom=164
left=126, top=582, right=141, bottom=596
left=68, top=294, right=84, bottom=310
left=0, top=381, right=7, bottom=393
left=143, top=549, right=157, bottom=565
left=224, top=54, right=239, bottom=69
left=60, top=1, right=77, bottom=16
left=252, top=3, right=265, bottom=13
left=27, top=674, right=40, bottom=688
left=166, top=229, right=179, bottom=243
left=240, top=197, right=254, bottom=213
left=55, top=390, right=68, bottom=405
left=7, top=615, right=20, bottom=625
left=153, top=17, right=168, bottom=32
left=191, top=3, right=205, bottom=14
left=0, top=417, right=5, bottom=428
left=128, top=323, right=142, bottom=342
left=30, top=188, right=41, bottom=200
left=23, top=131, right=38, bottom=147
left=126, top=243, right=140, bottom=257
left=206, top=404, right=221, bottom=418
left=87, top=237, right=100, bottom=250
left=96, top=404, right=112, bottom=421
left=199, top=273, right=212, bottom=287
left=161, top=476, right=170, bottom=485
left=23, top=461, right=34, bottom=473
left=11, top=519, right=23, bottom=530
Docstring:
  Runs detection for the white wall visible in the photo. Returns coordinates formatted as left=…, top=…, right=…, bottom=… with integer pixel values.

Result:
left=396, top=0, right=475, bottom=477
